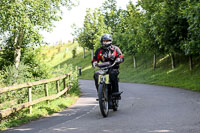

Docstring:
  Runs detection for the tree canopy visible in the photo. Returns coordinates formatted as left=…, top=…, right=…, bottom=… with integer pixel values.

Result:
left=0, top=0, right=77, bottom=68
left=73, top=0, right=200, bottom=70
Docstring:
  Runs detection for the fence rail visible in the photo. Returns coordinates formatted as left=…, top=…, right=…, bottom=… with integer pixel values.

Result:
left=0, top=72, right=73, bottom=119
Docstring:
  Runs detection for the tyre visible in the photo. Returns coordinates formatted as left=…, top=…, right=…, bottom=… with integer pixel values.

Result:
left=98, top=83, right=109, bottom=117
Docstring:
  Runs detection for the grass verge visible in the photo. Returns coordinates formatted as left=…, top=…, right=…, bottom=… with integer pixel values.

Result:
left=53, top=48, right=200, bottom=91
left=41, top=43, right=200, bottom=92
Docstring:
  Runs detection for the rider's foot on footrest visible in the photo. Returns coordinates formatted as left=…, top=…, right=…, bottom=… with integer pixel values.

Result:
left=112, top=91, right=123, bottom=96
left=116, top=96, right=121, bottom=100
left=112, top=92, right=123, bottom=100
left=112, top=91, right=123, bottom=100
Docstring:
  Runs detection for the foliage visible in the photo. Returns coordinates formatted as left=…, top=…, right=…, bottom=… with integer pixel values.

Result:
left=73, top=8, right=109, bottom=50
left=0, top=59, right=80, bottom=130
left=0, top=70, right=4, bottom=87
left=0, top=47, right=51, bottom=87
left=21, top=47, right=51, bottom=79
left=180, top=0, right=200, bottom=55
left=2, top=62, right=33, bottom=86
left=137, top=1, right=162, bottom=54
left=0, top=0, right=77, bottom=68
left=0, top=1, right=81, bottom=129
left=114, top=2, right=142, bottom=55
left=100, top=0, right=120, bottom=33
left=72, top=48, right=77, bottom=58
left=138, top=0, right=186, bottom=54
left=73, top=0, right=200, bottom=71
left=0, top=44, right=15, bottom=69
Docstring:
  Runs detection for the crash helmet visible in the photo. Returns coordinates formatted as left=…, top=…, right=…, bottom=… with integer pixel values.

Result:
left=100, top=34, right=112, bottom=48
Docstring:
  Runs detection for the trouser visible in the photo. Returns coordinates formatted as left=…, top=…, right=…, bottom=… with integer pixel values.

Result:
left=93, top=69, right=119, bottom=93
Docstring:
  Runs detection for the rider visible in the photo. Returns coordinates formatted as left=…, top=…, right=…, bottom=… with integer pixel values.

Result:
left=92, top=34, right=124, bottom=96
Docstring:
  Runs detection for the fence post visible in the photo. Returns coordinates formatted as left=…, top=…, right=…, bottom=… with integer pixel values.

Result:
left=44, top=83, right=49, bottom=104
left=67, top=74, right=71, bottom=95
left=63, top=77, right=67, bottom=97
left=56, top=80, right=60, bottom=93
left=78, top=66, right=81, bottom=76
left=68, top=75, right=71, bottom=88
left=28, top=87, right=32, bottom=114
left=63, top=78, right=66, bottom=89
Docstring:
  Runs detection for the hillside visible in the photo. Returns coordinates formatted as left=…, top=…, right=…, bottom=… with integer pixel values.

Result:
left=41, top=43, right=200, bottom=92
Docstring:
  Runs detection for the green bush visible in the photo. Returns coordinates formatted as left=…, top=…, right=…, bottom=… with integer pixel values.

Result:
left=52, top=64, right=79, bottom=95
left=51, top=53, right=55, bottom=60
left=3, top=62, right=33, bottom=86
left=63, top=53, right=67, bottom=58
left=57, top=46, right=62, bottom=53
left=68, top=66, right=80, bottom=96
left=0, top=44, right=15, bottom=70
left=55, top=64, right=79, bottom=96
left=72, top=48, right=76, bottom=58
left=42, top=54, right=47, bottom=60
left=22, top=47, right=51, bottom=79
left=0, top=47, right=51, bottom=86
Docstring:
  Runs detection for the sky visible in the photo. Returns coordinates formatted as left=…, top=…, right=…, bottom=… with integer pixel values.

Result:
left=42, top=0, right=137, bottom=45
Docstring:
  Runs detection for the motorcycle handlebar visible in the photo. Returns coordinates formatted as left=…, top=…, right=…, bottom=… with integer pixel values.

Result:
left=97, top=61, right=117, bottom=70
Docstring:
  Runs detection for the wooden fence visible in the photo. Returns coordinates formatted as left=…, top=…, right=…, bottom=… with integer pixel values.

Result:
left=0, top=72, right=72, bottom=119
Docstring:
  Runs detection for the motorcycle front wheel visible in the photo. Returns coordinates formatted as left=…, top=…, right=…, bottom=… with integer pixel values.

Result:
left=98, top=83, right=109, bottom=117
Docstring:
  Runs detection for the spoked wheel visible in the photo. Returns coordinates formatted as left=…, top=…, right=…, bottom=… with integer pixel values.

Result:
left=98, top=83, right=109, bottom=117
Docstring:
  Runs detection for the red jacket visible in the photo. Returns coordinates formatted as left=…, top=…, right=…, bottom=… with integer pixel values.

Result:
left=92, top=45, right=124, bottom=69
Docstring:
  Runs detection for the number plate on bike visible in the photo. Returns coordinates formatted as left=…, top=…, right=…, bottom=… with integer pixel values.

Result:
left=98, top=74, right=110, bottom=84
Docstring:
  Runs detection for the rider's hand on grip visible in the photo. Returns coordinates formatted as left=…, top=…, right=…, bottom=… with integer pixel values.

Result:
left=115, top=58, right=122, bottom=63
left=93, top=61, right=98, bottom=67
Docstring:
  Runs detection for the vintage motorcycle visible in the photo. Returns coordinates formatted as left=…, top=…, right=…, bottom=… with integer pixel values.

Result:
left=96, top=61, right=122, bottom=117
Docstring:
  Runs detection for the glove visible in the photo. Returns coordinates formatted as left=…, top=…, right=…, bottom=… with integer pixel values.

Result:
left=115, top=58, right=122, bottom=63
left=93, top=61, right=98, bottom=67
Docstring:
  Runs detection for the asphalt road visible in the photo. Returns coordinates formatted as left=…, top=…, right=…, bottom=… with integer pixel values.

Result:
left=2, top=80, right=200, bottom=133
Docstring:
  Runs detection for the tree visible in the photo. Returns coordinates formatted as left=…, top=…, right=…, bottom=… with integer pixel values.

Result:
left=100, top=0, right=121, bottom=33
left=71, top=24, right=86, bottom=58
left=75, top=8, right=109, bottom=59
left=113, top=2, right=142, bottom=68
left=139, top=0, right=189, bottom=69
left=138, top=1, right=163, bottom=70
left=180, top=0, right=200, bottom=70
left=0, top=0, right=76, bottom=68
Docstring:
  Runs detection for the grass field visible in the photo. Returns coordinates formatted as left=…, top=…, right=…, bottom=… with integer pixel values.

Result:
left=42, top=43, right=200, bottom=92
